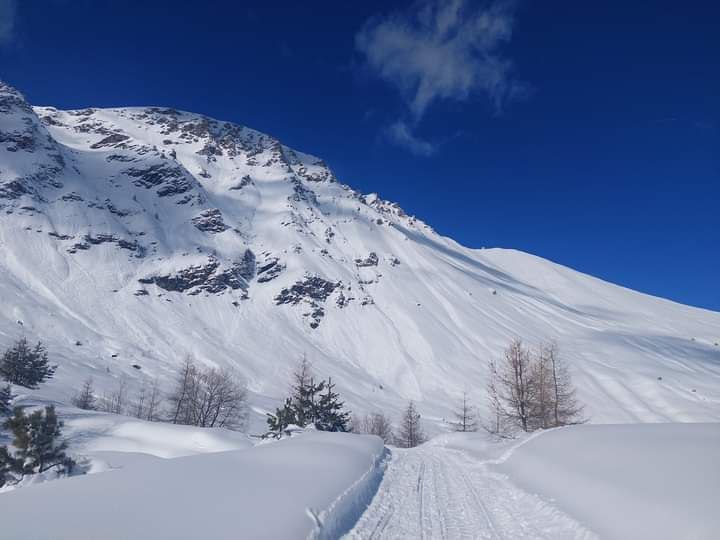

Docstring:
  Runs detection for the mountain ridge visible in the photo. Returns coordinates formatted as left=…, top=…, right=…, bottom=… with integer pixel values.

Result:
left=1, top=80, right=719, bottom=429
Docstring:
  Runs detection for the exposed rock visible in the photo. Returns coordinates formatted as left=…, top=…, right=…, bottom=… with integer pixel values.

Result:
left=355, top=252, right=378, bottom=267
left=90, top=133, right=130, bottom=149
left=192, top=208, right=228, bottom=233
left=257, top=258, right=284, bottom=283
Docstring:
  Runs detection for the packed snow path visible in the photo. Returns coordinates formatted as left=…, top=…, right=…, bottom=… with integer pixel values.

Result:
left=346, top=443, right=595, bottom=540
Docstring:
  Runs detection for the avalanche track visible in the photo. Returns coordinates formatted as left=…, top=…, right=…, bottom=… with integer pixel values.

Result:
left=346, top=442, right=596, bottom=540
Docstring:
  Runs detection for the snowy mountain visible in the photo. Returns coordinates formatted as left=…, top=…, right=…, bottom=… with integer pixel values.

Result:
left=1, top=80, right=719, bottom=428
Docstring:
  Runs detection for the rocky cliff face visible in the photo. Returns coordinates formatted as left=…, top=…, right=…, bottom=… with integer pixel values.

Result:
left=1, top=81, right=719, bottom=426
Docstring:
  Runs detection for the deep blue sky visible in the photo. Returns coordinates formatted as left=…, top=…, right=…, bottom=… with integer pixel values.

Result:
left=1, top=0, right=718, bottom=311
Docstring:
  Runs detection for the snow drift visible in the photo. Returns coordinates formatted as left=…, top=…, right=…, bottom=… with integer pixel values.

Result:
left=0, top=430, right=385, bottom=540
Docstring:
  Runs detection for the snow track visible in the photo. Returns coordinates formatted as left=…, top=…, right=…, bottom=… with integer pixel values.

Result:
left=346, top=443, right=596, bottom=540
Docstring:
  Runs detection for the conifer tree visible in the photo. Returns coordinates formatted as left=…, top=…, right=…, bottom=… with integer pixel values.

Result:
left=0, top=338, right=57, bottom=389
left=0, top=383, right=14, bottom=416
left=315, top=377, right=350, bottom=432
left=71, top=377, right=96, bottom=410
left=1, top=405, right=75, bottom=481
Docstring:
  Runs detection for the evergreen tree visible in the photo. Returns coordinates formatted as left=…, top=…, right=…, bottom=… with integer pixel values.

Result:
left=0, top=338, right=57, bottom=389
left=0, top=383, right=14, bottom=416
left=397, top=401, right=426, bottom=448
left=71, top=377, right=96, bottom=410
left=315, top=378, right=350, bottom=432
left=2, top=405, right=75, bottom=479
left=266, top=398, right=298, bottom=437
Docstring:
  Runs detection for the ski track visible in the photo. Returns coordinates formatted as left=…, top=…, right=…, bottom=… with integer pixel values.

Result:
left=345, top=444, right=596, bottom=540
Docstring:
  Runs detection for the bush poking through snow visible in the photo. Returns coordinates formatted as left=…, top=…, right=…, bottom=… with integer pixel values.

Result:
left=0, top=405, right=76, bottom=488
left=0, top=338, right=57, bottom=389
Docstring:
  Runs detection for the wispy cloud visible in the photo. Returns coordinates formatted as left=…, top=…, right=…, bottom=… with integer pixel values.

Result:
left=0, top=0, right=16, bottom=46
left=356, top=0, right=524, bottom=155
left=386, top=120, right=437, bottom=156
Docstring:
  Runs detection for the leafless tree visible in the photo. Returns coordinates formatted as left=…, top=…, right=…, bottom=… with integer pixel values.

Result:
left=352, top=411, right=394, bottom=443
left=488, top=339, right=586, bottom=434
left=396, top=401, right=426, bottom=448
left=144, top=378, right=162, bottom=422
left=496, top=339, right=536, bottom=432
left=98, top=378, right=128, bottom=415
left=167, top=358, right=248, bottom=430
left=546, top=342, right=585, bottom=426
left=71, top=377, right=96, bottom=410
left=452, top=391, right=478, bottom=432
left=169, top=357, right=199, bottom=425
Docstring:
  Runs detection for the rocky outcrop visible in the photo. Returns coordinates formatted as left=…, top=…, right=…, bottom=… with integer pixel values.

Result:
left=192, top=208, right=228, bottom=233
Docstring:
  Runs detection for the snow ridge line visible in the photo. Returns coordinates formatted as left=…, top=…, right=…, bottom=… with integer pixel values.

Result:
left=307, top=444, right=390, bottom=540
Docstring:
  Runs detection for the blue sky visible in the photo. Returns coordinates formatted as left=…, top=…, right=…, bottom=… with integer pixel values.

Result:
left=1, top=0, right=718, bottom=310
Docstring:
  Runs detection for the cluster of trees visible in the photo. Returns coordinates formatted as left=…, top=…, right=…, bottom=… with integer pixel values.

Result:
left=168, top=359, right=248, bottom=430
left=486, top=340, right=584, bottom=434
left=266, top=358, right=351, bottom=437
left=353, top=340, right=584, bottom=445
left=352, top=400, right=428, bottom=448
left=72, top=358, right=249, bottom=430
left=0, top=339, right=74, bottom=488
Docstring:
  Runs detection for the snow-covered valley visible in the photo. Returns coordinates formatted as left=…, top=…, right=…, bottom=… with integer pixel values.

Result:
left=1, top=79, right=719, bottom=538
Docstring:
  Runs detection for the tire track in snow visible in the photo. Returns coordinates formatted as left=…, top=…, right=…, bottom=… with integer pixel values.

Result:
left=345, top=443, right=595, bottom=540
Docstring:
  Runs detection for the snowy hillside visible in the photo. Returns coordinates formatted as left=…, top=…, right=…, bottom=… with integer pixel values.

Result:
left=1, top=80, right=719, bottom=427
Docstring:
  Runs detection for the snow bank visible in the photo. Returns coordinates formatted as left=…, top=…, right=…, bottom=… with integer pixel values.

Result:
left=0, top=431, right=385, bottom=540
left=494, top=423, right=720, bottom=540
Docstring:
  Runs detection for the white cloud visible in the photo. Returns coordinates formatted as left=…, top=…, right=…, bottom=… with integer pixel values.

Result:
left=385, top=120, right=437, bottom=156
left=356, top=0, right=524, bottom=154
left=0, top=0, right=16, bottom=45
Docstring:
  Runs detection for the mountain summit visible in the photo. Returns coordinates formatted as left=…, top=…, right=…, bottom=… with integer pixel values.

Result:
left=1, top=81, right=718, bottom=426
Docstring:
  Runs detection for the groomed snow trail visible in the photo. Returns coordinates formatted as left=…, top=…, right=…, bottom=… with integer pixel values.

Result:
left=345, top=444, right=596, bottom=540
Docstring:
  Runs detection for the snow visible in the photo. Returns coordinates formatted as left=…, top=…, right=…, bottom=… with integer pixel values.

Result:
left=0, top=81, right=718, bottom=433
left=0, top=431, right=385, bottom=540
left=494, top=423, right=720, bottom=540
left=349, top=424, right=720, bottom=539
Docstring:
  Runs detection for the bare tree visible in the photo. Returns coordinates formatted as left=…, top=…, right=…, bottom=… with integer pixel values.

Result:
left=396, top=401, right=426, bottom=448
left=488, top=339, right=586, bottom=434
left=169, top=357, right=200, bottom=425
left=546, top=342, right=585, bottom=426
left=496, top=339, right=536, bottom=432
left=144, top=378, right=162, bottom=422
left=71, top=377, right=96, bottom=410
left=194, top=367, right=249, bottom=429
left=530, top=345, right=552, bottom=430
left=452, top=392, right=478, bottom=432
left=484, top=358, right=508, bottom=436
left=167, top=359, right=248, bottom=430
left=98, top=378, right=128, bottom=415
left=352, top=411, right=394, bottom=443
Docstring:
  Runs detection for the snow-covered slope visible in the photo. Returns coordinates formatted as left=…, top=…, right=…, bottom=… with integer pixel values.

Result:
left=1, top=80, right=719, bottom=427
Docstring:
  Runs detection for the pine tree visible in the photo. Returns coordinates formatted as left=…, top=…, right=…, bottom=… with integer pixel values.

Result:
left=2, top=405, right=75, bottom=479
left=71, top=377, right=96, bottom=410
left=452, top=392, right=478, bottom=432
left=397, top=401, right=426, bottom=448
left=266, top=398, right=298, bottom=437
left=0, top=338, right=57, bottom=389
left=315, top=377, right=350, bottom=432
left=0, top=383, right=14, bottom=416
